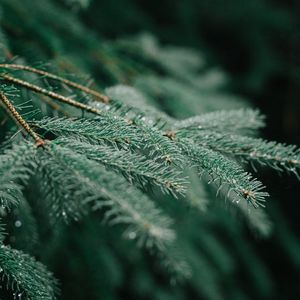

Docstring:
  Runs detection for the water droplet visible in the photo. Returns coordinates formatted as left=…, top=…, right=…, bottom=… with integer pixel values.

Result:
left=128, top=232, right=136, bottom=240
left=62, top=211, right=67, bottom=219
left=15, top=220, right=22, bottom=228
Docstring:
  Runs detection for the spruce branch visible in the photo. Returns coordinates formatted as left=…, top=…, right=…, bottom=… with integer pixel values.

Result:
left=57, top=137, right=187, bottom=195
left=186, top=132, right=300, bottom=178
left=179, top=139, right=269, bottom=208
left=34, top=116, right=186, bottom=166
left=173, top=109, right=265, bottom=133
left=0, top=141, right=38, bottom=209
left=2, top=1, right=299, bottom=297
left=40, top=142, right=176, bottom=251
left=0, top=63, right=110, bottom=103
left=105, top=84, right=174, bottom=126
left=33, top=116, right=139, bottom=146
left=160, top=245, right=192, bottom=281
left=38, top=146, right=90, bottom=221
left=237, top=201, right=272, bottom=237
left=0, top=244, right=58, bottom=300
left=0, top=91, right=45, bottom=146
left=135, top=120, right=186, bottom=166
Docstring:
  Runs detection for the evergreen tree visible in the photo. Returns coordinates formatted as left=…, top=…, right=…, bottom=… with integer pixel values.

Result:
left=0, top=1, right=299, bottom=299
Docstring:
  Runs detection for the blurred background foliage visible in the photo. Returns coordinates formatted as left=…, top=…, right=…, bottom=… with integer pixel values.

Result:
left=80, top=3, right=300, bottom=297
left=0, top=0, right=299, bottom=299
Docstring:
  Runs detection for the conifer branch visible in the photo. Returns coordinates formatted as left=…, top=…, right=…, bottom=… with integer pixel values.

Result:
left=0, top=91, right=45, bottom=146
left=0, top=63, right=110, bottom=103
left=2, top=1, right=299, bottom=297
left=39, top=143, right=176, bottom=250
left=105, top=84, right=174, bottom=126
left=237, top=201, right=272, bottom=237
left=38, top=146, right=89, bottom=221
left=57, top=137, right=186, bottom=195
left=0, top=243, right=58, bottom=299
left=179, top=139, right=269, bottom=208
left=34, top=116, right=186, bottom=166
left=34, top=116, right=139, bottom=146
left=185, top=132, right=300, bottom=178
left=0, top=141, right=38, bottom=209
left=173, top=109, right=265, bottom=133
left=136, top=120, right=186, bottom=166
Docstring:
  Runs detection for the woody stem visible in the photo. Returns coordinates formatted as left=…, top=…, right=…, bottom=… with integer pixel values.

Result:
left=0, top=91, right=45, bottom=146
left=0, top=73, right=102, bottom=115
left=0, top=63, right=110, bottom=103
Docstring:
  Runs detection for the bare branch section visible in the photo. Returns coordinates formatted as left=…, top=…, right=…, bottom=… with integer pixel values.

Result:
left=0, top=91, right=45, bottom=147
left=0, top=63, right=110, bottom=103
left=0, top=73, right=102, bottom=115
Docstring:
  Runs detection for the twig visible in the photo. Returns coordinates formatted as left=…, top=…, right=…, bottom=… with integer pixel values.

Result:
left=0, top=73, right=102, bottom=115
left=0, top=91, right=45, bottom=147
left=0, top=63, right=110, bottom=103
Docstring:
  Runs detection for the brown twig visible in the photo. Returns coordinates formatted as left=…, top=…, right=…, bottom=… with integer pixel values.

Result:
left=0, top=73, right=102, bottom=115
left=0, top=63, right=110, bottom=103
left=0, top=91, right=45, bottom=147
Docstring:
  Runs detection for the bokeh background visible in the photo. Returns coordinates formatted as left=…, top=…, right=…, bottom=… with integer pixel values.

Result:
left=81, top=0, right=300, bottom=297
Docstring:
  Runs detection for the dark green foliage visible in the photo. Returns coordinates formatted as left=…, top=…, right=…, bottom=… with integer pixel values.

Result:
left=0, top=142, right=37, bottom=209
left=191, top=133, right=300, bottom=177
left=0, top=226, right=57, bottom=300
left=0, top=244, right=57, bottom=300
left=173, top=109, right=265, bottom=134
left=179, top=140, right=269, bottom=208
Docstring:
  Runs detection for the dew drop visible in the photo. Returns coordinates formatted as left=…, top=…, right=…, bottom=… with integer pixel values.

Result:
left=15, top=220, right=22, bottom=228
left=128, top=232, right=137, bottom=240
